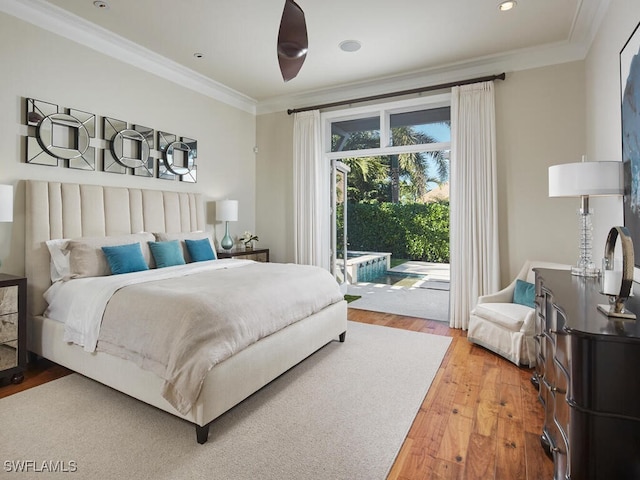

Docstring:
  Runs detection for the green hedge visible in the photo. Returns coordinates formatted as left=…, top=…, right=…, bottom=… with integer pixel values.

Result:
left=339, top=202, right=450, bottom=263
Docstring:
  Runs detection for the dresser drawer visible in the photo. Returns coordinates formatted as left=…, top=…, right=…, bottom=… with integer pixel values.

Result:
left=0, top=313, right=18, bottom=343
left=0, top=341, right=17, bottom=371
left=0, top=285, right=18, bottom=315
left=553, top=364, right=570, bottom=442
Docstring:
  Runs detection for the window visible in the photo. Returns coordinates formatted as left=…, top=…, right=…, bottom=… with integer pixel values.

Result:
left=390, top=107, right=450, bottom=146
left=331, top=116, right=380, bottom=152
left=323, top=94, right=451, bottom=158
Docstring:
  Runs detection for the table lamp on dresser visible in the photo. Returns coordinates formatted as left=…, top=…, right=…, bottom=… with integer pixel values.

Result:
left=549, top=158, right=623, bottom=276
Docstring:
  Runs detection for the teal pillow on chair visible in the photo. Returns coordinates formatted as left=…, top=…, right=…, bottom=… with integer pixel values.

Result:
left=185, top=238, right=216, bottom=262
left=101, top=243, right=149, bottom=275
left=148, top=240, right=186, bottom=268
left=513, top=279, right=536, bottom=308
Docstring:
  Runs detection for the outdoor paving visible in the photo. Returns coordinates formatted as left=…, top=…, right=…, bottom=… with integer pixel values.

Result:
left=390, top=261, right=450, bottom=291
left=347, top=261, right=450, bottom=322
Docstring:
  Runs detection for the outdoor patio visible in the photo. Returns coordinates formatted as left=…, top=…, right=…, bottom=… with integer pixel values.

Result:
left=346, top=261, right=450, bottom=322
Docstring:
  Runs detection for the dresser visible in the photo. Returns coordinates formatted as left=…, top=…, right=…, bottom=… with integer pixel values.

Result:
left=216, top=248, right=269, bottom=263
left=533, top=268, right=640, bottom=480
left=0, top=274, right=27, bottom=384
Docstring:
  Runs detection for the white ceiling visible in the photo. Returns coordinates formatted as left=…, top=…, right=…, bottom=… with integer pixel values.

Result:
left=1, top=0, right=609, bottom=113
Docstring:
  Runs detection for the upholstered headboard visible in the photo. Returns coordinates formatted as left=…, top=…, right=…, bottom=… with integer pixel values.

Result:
left=25, top=180, right=205, bottom=317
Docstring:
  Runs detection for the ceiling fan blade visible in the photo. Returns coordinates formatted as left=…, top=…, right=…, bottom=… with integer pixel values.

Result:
left=277, top=0, right=308, bottom=82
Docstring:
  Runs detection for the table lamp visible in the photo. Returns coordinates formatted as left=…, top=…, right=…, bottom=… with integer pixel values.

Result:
left=0, top=185, right=13, bottom=223
left=216, top=200, right=238, bottom=250
left=549, top=159, right=623, bottom=276
left=0, top=184, right=13, bottom=268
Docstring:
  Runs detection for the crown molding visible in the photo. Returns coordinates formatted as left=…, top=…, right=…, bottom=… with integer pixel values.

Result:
left=1, top=0, right=609, bottom=117
left=256, top=40, right=588, bottom=115
left=0, top=0, right=258, bottom=114
left=256, top=0, right=609, bottom=115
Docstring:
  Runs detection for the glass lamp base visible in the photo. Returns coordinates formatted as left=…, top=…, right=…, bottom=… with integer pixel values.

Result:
left=571, top=265, right=599, bottom=277
left=220, top=221, right=233, bottom=250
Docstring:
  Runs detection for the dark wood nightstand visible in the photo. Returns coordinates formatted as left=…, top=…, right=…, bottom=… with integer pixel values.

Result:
left=217, top=248, right=269, bottom=263
left=0, top=274, right=27, bottom=385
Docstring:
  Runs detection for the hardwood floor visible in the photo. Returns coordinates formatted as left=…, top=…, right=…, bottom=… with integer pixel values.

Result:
left=0, top=308, right=553, bottom=479
left=348, top=309, right=553, bottom=480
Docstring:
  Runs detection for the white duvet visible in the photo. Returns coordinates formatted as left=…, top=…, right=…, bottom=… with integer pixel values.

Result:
left=44, top=260, right=344, bottom=414
left=45, top=259, right=252, bottom=352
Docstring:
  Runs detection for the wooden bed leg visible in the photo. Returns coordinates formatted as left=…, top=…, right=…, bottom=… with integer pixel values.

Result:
left=196, top=424, right=210, bottom=444
left=339, top=331, right=346, bottom=343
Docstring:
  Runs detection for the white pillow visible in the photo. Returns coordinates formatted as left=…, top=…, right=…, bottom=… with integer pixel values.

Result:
left=46, top=238, right=70, bottom=283
left=65, top=232, right=155, bottom=278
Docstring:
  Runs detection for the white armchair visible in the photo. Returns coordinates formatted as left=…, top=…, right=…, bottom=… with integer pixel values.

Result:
left=468, top=260, right=570, bottom=367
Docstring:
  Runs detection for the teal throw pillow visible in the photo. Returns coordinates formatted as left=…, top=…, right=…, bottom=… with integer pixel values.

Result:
left=185, top=238, right=216, bottom=262
left=101, top=243, right=149, bottom=275
left=513, top=279, right=536, bottom=308
left=148, top=240, right=186, bottom=268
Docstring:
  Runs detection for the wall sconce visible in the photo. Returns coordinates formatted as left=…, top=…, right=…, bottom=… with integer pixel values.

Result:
left=216, top=200, right=238, bottom=250
left=549, top=159, right=623, bottom=276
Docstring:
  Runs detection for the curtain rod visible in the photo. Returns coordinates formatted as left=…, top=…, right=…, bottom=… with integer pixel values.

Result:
left=287, top=72, right=506, bottom=115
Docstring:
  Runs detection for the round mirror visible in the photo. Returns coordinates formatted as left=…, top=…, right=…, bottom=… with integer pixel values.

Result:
left=36, top=113, right=90, bottom=160
left=111, top=129, right=150, bottom=169
left=165, top=141, right=195, bottom=176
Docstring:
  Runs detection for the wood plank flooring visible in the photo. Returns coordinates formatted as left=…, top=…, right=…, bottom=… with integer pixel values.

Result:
left=348, top=309, right=553, bottom=480
left=0, top=308, right=553, bottom=479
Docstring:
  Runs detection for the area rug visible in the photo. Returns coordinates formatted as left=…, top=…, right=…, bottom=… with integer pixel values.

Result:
left=0, top=321, right=451, bottom=480
left=347, top=283, right=450, bottom=322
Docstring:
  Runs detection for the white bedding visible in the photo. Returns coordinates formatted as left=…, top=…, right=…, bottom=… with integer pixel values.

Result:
left=45, top=259, right=252, bottom=352
left=44, top=260, right=344, bottom=414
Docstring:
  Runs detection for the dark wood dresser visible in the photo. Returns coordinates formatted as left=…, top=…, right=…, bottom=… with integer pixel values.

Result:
left=533, top=268, right=640, bottom=480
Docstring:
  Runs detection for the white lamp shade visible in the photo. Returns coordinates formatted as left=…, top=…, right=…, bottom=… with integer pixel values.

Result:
left=216, top=200, right=238, bottom=222
left=0, top=184, right=13, bottom=222
left=549, top=161, right=623, bottom=197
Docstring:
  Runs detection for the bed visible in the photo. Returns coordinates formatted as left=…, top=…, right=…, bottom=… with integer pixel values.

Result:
left=24, top=180, right=347, bottom=444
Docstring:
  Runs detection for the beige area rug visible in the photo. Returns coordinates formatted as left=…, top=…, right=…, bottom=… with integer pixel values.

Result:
left=347, top=283, right=450, bottom=322
left=0, top=321, right=451, bottom=480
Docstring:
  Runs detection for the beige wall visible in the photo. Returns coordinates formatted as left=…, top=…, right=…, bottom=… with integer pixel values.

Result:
left=0, top=13, right=257, bottom=275
left=256, top=63, right=587, bottom=284
left=255, top=111, right=294, bottom=264
left=495, top=62, right=586, bottom=282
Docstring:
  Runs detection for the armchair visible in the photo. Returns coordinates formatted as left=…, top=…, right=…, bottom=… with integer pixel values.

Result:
left=468, top=260, right=570, bottom=367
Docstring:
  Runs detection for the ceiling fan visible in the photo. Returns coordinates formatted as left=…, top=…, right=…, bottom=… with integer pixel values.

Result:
left=277, top=0, right=308, bottom=82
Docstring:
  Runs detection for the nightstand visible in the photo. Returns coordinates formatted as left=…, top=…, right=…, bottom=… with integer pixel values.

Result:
left=217, top=248, right=269, bottom=263
left=0, top=274, right=27, bottom=385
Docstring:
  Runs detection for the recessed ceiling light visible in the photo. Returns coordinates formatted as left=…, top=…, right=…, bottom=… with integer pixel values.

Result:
left=93, top=1, right=109, bottom=9
left=339, top=40, right=361, bottom=53
left=498, top=1, right=516, bottom=11
left=193, top=53, right=204, bottom=59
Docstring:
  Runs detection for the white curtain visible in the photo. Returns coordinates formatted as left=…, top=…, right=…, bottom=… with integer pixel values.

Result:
left=449, top=81, right=500, bottom=330
left=293, top=110, right=329, bottom=268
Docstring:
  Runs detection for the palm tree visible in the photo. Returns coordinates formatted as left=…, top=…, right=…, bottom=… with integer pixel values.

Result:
left=390, top=127, right=448, bottom=203
left=343, top=156, right=389, bottom=203
left=333, top=125, right=449, bottom=203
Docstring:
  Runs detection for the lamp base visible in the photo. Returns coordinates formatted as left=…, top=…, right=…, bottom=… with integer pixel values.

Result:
left=597, top=304, right=636, bottom=320
left=220, top=221, right=233, bottom=250
left=571, top=265, right=599, bottom=277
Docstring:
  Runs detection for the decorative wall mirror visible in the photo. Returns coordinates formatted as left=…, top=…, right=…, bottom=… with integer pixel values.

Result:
left=24, top=98, right=196, bottom=183
left=26, top=98, right=96, bottom=170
